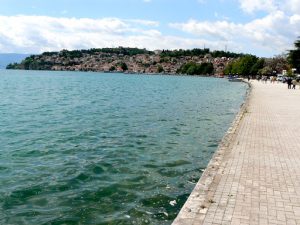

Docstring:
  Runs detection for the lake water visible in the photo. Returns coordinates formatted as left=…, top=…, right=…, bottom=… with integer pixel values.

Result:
left=0, top=70, right=247, bottom=225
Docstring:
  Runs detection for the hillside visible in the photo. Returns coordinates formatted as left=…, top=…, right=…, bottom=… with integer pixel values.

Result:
left=7, top=47, right=244, bottom=75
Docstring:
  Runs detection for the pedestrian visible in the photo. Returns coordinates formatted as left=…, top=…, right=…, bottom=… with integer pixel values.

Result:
left=247, top=75, right=250, bottom=82
left=292, top=79, right=297, bottom=89
left=257, top=75, right=261, bottom=81
left=287, top=77, right=292, bottom=89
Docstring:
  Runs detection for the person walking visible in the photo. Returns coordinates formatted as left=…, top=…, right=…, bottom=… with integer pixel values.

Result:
left=292, top=79, right=297, bottom=89
left=287, top=77, right=292, bottom=89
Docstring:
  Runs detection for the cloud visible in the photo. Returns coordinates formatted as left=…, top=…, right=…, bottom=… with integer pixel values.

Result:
left=238, top=0, right=300, bottom=14
left=238, top=0, right=277, bottom=13
left=126, top=19, right=159, bottom=27
left=170, top=10, right=300, bottom=56
left=0, top=15, right=166, bottom=53
left=0, top=11, right=299, bottom=57
left=286, top=0, right=300, bottom=13
left=290, top=14, right=300, bottom=24
left=0, top=15, right=219, bottom=54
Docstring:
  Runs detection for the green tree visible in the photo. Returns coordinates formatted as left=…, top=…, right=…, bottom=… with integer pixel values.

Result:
left=250, top=58, right=265, bottom=75
left=223, top=62, right=233, bottom=75
left=264, top=55, right=289, bottom=74
left=224, top=55, right=258, bottom=76
left=260, top=66, right=272, bottom=76
left=157, top=65, right=164, bottom=73
left=288, top=38, right=300, bottom=73
left=120, top=62, right=128, bottom=71
left=237, top=55, right=258, bottom=75
left=178, top=62, right=214, bottom=75
left=6, top=63, right=19, bottom=69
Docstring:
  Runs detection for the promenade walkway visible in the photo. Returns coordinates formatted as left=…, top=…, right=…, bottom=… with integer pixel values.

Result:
left=173, top=81, right=300, bottom=225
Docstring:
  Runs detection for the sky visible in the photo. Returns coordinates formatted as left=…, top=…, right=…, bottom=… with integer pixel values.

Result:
left=0, top=0, right=299, bottom=57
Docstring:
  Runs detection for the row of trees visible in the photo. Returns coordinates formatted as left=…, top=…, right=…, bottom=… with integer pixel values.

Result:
left=39, top=47, right=153, bottom=59
left=224, top=38, right=300, bottom=76
left=87, top=47, right=152, bottom=56
left=223, top=55, right=291, bottom=76
left=288, top=39, right=300, bottom=73
left=177, top=62, right=214, bottom=75
left=6, top=55, right=53, bottom=70
left=160, top=48, right=244, bottom=58
left=224, top=55, right=262, bottom=75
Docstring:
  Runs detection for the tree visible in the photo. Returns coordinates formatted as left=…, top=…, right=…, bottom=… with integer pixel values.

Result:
left=260, top=66, right=273, bottom=76
left=265, top=55, right=289, bottom=74
left=157, top=65, right=164, bottom=73
left=177, top=62, right=214, bottom=75
left=120, top=62, right=128, bottom=71
left=250, top=58, right=265, bottom=75
left=237, top=55, right=258, bottom=75
left=223, top=62, right=233, bottom=75
left=288, top=38, right=300, bottom=73
left=200, top=62, right=214, bottom=74
left=224, top=55, right=258, bottom=76
left=6, top=63, right=19, bottom=69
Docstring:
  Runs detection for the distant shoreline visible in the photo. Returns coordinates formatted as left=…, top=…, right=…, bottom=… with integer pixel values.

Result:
left=3, top=68, right=227, bottom=79
left=6, top=47, right=242, bottom=76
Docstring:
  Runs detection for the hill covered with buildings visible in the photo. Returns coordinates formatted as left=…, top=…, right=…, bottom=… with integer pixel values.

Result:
left=7, top=47, right=244, bottom=75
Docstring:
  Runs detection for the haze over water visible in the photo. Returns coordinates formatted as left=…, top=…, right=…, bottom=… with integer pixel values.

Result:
left=0, top=70, right=247, bottom=225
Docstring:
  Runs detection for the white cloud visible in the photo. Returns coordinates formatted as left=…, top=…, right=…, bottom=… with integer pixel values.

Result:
left=126, top=19, right=159, bottom=27
left=170, top=10, right=300, bottom=56
left=0, top=10, right=299, bottom=57
left=286, top=0, right=300, bottom=13
left=290, top=14, right=300, bottom=24
left=0, top=15, right=218, bottom=54
left=238, top=0, right=300, bottom=14
left=170, top=19, right=240, bottom=41
left=239, top=0, right=277, bottom=13
left=0, top=15, right=165, bottom=53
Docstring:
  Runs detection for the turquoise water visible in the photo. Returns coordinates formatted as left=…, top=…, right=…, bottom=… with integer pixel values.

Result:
left=0, top=70, right=247, bottom=225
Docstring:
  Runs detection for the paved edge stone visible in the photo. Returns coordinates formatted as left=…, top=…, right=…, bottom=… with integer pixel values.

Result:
left=172, top=81, right=252, bottom=225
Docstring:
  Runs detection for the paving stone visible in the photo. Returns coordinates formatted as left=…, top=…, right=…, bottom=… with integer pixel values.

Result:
left=173, top=81, right=300, bottom=225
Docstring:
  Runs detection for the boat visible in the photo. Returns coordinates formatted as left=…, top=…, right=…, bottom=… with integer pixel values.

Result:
left=228, top=75, right=243, bottom=82
left=228, top=77, right=243, bottom=82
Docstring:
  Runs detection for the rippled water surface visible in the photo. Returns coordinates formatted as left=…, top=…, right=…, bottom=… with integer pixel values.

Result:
left=0, top=70, right=247, bottom=225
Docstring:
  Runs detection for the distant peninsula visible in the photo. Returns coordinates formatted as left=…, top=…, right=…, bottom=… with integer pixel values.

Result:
left=7, top=47, right=245, bottom=76
left=0, top=53, right=30, bottom=69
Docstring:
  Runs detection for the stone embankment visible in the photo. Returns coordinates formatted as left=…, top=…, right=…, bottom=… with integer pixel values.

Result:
left=173, top=80, right=300, bottom=225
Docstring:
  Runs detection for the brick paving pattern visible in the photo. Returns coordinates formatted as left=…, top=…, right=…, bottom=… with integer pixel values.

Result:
left=173, top=81, right=300, bottom=225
